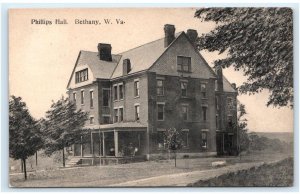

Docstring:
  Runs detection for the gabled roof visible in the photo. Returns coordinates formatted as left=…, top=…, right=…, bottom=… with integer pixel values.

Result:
left=110, top=32, right=183, bottom=79
left=223, top=76, right=237, bottom=93
left=68, top=31, right=236, bottom=93
left=78, top=51, right=121, bottom=79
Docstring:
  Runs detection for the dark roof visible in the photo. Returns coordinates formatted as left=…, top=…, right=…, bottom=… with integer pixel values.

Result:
left=78, top=51, right=121, bottom=79
left=110, top=32, right=183, bottom=79
left=70, top=32, right=236, bottom=92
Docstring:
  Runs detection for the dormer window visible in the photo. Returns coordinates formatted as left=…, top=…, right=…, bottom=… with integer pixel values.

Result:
left=177, top=56, right=191, bottom=72
left=75, top=68, right=88, bottom=83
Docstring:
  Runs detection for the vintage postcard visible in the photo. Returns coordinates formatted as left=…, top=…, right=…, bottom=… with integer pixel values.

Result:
left=9, top=8, right=294, bottom=187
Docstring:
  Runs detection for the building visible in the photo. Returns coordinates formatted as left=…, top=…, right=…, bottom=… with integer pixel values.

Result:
left=66, top=24, right=238, bottom=162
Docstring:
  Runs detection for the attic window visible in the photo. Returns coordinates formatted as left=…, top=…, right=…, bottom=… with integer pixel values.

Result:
left=177, top=56, right=191, bottom=73
left=75, top=68, right=88, bottom=83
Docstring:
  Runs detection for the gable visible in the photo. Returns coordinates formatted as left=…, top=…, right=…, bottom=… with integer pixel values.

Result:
left=149, top=33, right=216, bottom=79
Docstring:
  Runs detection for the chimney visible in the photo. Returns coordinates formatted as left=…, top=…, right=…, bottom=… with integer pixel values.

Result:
left=97, top=43, right=112, bottom=61
left=215, top=65, right=224, bottom=92
left=186, top=29, right=198, bottom=47
left=164, top=24, right=175, bottom=47
left=231, top=83, right=237, bottom=90
left=123, top=58, right=131, bottom=75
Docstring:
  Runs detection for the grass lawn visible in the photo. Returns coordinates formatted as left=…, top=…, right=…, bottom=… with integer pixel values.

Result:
left=10, top=150, right=292, bottom=187
left=189, top=157, right=293, bottom=187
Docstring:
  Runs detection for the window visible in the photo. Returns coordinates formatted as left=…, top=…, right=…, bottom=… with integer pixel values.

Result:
left=177, top=56, right=191, bottom=72
left=157, top=131, right=166, bottom=149
left=201, top=132, right=208, bottom=149
left=114, top=109, right=118, bottom=123
left=103, top=89, right=110, bottom=107
left=119, top=84, right=124, bottom=100
left=181, top=82, right=188, bottom=97
left=182, top=130, right=189, bottom=147
left=114, top=85, right=118, bottom=101
left=134, top=80, right=140, bottom=97
left=135, top=105, right=140, bottom=121
left=73, top=92, right=76, bottom=104
left=228, top=116, right=233, bottom=128
left=103, top=116, right=110, bottom=124
left=202, top=106, right=207, bottom=121
left=215, top=80, right=218, bottom=91
left=201, top=83, right=207, bottom=98
left=216, top=114, right=219, bottom=130
left=90, top=116, right=94, bottom=124
left=90, top=91, right=94, bottom=108
left=181, top=105, right=188, bottom=121
left=227, top=97, right=234, bottom=110
left=119, top=108, right=124, bottom=122
left=157, top=103, right=164, bottom=121
left=157, top=79, right=164, bottom=96
left=80, top=90, right=84, bottom=105
left=75, top=68, right=88, bottom=83
left=215, top=96, right=219, bottom=110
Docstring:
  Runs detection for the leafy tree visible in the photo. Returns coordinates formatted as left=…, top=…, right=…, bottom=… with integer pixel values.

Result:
left=42, top=96, right=88, bottom=167
left=195, top=8, right=293, bottom=108
left=236, top=102, right=250, bottom=158
left=9, top=96, right=43, bottom=180
left=164, top=128, right=184, bottom=167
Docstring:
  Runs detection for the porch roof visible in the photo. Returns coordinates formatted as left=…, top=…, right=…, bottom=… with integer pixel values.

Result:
left=84, top=122, right=147, bottom=130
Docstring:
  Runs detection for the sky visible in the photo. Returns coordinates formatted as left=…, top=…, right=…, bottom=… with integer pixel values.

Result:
left=9, top=8, right=293, bottom=133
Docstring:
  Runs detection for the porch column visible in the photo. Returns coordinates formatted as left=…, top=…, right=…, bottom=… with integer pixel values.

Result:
left=91, top=131, right=94, bottom=155
left=91, top=131, right=94, bottom=165
left=102, top=132, right=106, bottom=157
left=114, top=130, right=119, bottom=157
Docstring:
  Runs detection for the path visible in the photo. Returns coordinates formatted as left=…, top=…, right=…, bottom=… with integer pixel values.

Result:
left=110, top=160, right=275, bottom=187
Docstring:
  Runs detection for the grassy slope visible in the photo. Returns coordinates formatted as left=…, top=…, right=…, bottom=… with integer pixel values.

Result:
left=190, top=157, right=293, bottom=187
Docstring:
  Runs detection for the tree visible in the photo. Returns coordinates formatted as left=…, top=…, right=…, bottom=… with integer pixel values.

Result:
left=195, top=8, right=293, bottom=108
left=164, top=128, right=184, bottom=167
left=236, top=102, right=250, bottom=159
left=42, top=96, right=88, bottom=167
left=9, top=96, right=43, bottom=180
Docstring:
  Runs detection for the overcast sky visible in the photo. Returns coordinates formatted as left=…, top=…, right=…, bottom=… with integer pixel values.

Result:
left=9, top=8, right=293, bottom=133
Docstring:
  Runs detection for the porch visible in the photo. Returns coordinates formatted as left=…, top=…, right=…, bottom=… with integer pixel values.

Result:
left=71, top=123, right=148, bottom=165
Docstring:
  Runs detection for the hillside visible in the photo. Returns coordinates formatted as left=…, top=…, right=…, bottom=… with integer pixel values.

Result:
left=255, top=132, right=293, bottom=143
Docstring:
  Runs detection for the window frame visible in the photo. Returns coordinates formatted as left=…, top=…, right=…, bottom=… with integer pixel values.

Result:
left=90, top=90, right=94, bottom=108
left=80, top=90, right=84, bottom=105
left=177, top=56, right=192, bottom=73
left=89, top=116, right=94, bottom=125
left=119, top=83, right=124, bottom=100
left=135, top=104, right=140, bottom=121
left=181, top=104, right=189, bottom=121
left=73, top=92, right=76, bottom=104
left=157, top=103, right=165, bottom=121
left=156, top=79, right=164, bottom=96
left=201, top=131, right=208, bottom=149
left=119, top=107, right=124, bottom=122
left=113, top=85, right=118, bottom=101
left=180, top=81, right=188, bottom=97
left=75, top=68, right=89, bottom=83
left=102, top=88, right=110, bottom=107
left=134, top=80, right=140, bottom=97
left=202, top=106, right=207, bottom=121
left=114, top=108, right=118, bottom=123
left=200, top=83, right=207, bottom=99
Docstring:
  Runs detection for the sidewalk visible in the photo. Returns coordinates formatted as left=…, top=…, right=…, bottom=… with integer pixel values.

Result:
left=110, top=161, right=268, bottom=187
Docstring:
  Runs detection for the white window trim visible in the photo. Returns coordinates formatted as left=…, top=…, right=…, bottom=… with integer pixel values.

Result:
left=181, top=104, right=189, bottom=121
left=89, top=115, right=95, bottom=125
left=134, top=79, right=140, bottom=98
left=118, top=83, right=124, bottom=100
left=201, top=129, right=209, bottom=132
left=114, top=108, right=119, bottom=123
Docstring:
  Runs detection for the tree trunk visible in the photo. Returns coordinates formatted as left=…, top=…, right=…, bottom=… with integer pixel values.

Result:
left=36, top=151, right=38, bottom=166
left=174, top=150, right=177, bottom=167
left=62, top=148, right=65, bottom=167
left=23, top=158, right=27, bottom=180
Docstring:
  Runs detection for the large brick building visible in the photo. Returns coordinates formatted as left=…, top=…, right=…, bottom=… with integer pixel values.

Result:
left=67, top=24, right=238, bottom=161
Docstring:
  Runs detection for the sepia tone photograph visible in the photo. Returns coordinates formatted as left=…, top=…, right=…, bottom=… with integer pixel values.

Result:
left=9, top=7, right=294, bottom=187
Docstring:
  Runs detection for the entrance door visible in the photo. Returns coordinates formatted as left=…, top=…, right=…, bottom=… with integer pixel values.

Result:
left=216, top=133, right=224, bottom=155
